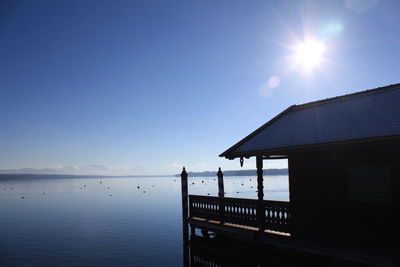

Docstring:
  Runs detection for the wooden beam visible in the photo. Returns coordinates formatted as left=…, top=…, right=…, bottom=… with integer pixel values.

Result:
left=263, top=155, right=288, bottom=160
left=217, top=167, right=225, bottom=224
left=256, top=155, right=264, bottom=200
left=256, top=155, right=265, bottom=232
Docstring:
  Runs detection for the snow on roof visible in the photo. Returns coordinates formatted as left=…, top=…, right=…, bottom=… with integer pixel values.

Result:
left=220, top=83, right=400, bottom=158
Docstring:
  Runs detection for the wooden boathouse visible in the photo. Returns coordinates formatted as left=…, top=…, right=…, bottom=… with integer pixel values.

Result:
left=181, top=83, right=400, bottom=265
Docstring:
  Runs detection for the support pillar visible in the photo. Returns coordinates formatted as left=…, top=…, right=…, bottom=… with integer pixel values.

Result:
left=256, top=156, right=264, bottom=200
left=217, top=167, right=224, bottom=198
left=181, top=167, right=189, bottom=224
left=181, top=167, right=189, bottom=267
left=217, top=167, right=225, bottom=224
left=256, top=155, right=265, bottom=232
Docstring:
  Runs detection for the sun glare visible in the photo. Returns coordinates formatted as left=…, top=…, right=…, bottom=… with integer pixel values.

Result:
left=293, top=40, right=325, bottom=71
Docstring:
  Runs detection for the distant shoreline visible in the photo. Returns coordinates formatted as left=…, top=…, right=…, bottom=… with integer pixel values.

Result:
left=0, top=174, right=174, bottom=180
left=0, top=168, right=288, bottom=180
left=174, top=168, right=288, bottom=177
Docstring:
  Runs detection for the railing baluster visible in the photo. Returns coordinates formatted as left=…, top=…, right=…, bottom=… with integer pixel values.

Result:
left=189, top=195, right=291, bottom=234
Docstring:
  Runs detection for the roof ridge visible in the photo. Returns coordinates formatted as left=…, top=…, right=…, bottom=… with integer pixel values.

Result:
left=293, top=83, right=400, bottom=111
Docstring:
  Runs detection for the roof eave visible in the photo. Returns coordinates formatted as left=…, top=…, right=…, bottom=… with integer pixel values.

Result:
left=221, top=134, right=400, bottom=159
left=219, top=105, right=297, bottom=158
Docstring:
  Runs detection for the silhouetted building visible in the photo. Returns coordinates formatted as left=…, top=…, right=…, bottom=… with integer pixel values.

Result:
left=185, top=83, right=400, bottom=266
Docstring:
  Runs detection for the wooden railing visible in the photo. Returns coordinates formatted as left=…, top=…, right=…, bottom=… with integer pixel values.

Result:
left=263, top=199, right=291, bottom=233
left=189, top=195, right=291, bottom=234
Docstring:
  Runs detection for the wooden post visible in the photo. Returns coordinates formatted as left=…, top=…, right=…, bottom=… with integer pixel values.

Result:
left=256, top=155, right=265, bottom=232
left=217, top=167, right=225, bottom=224
left=217, top=167, right=224, bottom=198
left=257, top=156, right=264, bottom=200
left=181, top=167, right=189, bottom=267
left=181, top=167, right=189, bottom=222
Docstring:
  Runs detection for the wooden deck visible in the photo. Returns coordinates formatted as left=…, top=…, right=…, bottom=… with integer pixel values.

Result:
left=187, top=195, right=398, bottom=266
left=190, top=217, right=290, bottom=237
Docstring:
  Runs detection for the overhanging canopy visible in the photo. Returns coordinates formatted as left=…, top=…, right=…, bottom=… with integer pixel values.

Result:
left=220, top=83, right=400, bottom=159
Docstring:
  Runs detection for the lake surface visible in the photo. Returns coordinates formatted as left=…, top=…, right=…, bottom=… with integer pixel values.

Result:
left=0, top=175, right=288, bottom=266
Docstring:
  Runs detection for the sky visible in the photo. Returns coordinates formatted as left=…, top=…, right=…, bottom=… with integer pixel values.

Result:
left=0, top=0, right=399, bottom=175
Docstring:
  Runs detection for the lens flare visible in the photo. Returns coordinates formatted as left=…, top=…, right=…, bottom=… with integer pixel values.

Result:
left=268, top=76, right=280, bottom=88
left=293, top=40, right=325, bottom=71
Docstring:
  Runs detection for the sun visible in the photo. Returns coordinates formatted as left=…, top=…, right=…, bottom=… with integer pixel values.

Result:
left=293, top=39, right=325, bottom=72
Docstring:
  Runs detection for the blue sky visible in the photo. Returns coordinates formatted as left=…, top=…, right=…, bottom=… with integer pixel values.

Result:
left=1, top=0, right=399, bottom=175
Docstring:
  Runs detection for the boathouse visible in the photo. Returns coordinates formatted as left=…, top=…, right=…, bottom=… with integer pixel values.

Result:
left=184, top=83, right=400, bottom=264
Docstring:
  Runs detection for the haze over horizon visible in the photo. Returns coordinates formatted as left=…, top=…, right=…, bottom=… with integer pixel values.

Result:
left=1, top=0, right=399, bottom=175
left=0, top=165, right=289, bottom=176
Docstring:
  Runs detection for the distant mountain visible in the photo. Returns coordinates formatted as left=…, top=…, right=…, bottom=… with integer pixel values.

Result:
left=0, top=166, right=174, bottom=177
left=0, top=174, right=102, bottom=180
left=174, top=168, right=288, bottom=177
left=0, top=166, right=109, bottom=175
left=0, top=174, right=174, bottom=180
left=0, top=168, right=67, bottom=175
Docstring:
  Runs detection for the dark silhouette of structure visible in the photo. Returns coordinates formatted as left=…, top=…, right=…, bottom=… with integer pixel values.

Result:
left=186, top=232, right=370, bottom=267
left=182, top=83, right=400, bottom=266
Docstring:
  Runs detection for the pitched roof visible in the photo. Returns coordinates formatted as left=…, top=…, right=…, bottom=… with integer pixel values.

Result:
left=220, top=83, right=400, bottom=159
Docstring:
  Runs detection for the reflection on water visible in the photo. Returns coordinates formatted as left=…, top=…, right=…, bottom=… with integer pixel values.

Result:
left=0, top=175, right=288, bottom=266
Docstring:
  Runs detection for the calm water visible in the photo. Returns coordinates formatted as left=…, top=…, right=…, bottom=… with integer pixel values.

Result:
left=0, top=175, right=288, bottom=266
